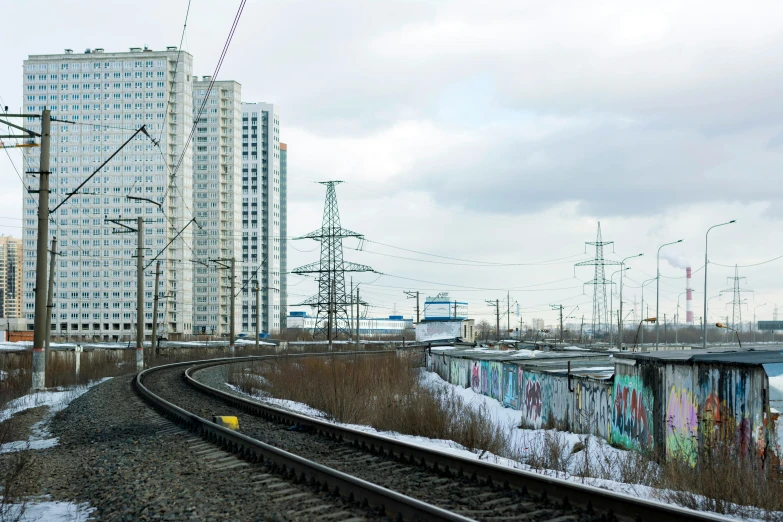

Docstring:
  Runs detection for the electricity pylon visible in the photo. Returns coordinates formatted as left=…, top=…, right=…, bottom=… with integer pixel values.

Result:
left=293, top=181, right=374, bottom=341
left=721, top=264, right=752, bottom=332
left=575, top=222, right=620, bottom=338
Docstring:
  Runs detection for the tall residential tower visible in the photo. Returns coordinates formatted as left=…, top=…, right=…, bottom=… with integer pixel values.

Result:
left=0, top=237, right=23, bottom=319
left=240, top=103, right=283, bottom=334
left=22, top=47, right=194, bottom=339
left=191, top=78, right=242, bottom=336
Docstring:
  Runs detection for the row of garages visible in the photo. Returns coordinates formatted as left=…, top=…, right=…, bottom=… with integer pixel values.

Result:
left=426, top=346, right=783, bottom=465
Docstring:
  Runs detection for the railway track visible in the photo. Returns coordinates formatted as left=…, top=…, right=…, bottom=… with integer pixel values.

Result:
left=135, top=352, right=732, bottom=522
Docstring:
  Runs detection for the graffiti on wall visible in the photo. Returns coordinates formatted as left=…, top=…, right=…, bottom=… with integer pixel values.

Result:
left=524, top=373, right=543, bottom=426
left=480, top=361, right=490, bottom=396
left=490, top=362, right=501, bottom=400
left=503, top=364, right=518, bottom=409
left=611, top=374, right=654, bottom=449
left=575, top=380, right=612, bottom=439
left=471, top=361, right=480, bottom=392
left=666, top=385, right=698, bottom=466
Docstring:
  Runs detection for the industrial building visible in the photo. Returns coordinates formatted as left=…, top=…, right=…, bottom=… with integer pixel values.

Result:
left=287, top=311, right=413, bottom=335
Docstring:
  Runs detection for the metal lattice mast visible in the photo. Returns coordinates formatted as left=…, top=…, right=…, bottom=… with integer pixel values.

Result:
left=720, top=264, right=752, bottom=331
left=293, top=182, right=374, bottom=339
left=575, top=222, right=620, bottom=338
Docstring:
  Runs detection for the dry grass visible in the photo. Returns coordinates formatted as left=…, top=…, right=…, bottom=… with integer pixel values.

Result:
left=656, top=444, right=783, bottom=520
left=230, top=352, right=509, bottom=455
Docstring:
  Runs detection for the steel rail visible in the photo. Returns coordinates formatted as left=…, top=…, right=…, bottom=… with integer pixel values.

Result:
left=185, top=353, right=734, bottom=522
left=135, top=355, right=472, bottom=522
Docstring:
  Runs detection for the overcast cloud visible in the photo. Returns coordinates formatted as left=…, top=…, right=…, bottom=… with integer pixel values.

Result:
left=1, top=0, right=781, bottom=326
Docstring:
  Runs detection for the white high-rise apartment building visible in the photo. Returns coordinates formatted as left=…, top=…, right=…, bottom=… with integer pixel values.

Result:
left=191, top=78, right=242, bottom=336
left=22, top=47, right=194, bottom=340
left=239, top=103, right=283, bottom=334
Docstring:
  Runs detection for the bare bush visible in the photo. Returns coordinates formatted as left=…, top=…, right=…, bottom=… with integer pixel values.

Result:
left=230, top=352, right=509, bottom=455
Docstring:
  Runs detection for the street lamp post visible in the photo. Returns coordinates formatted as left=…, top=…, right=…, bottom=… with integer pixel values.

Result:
left=657, top=239, right=683, bottom=349
left=610, top=267, right=630, bottom=348
left=618, top=253, right=643, bottom=350
left=640, top=277, right=657, bottom=347
left=703, top=220, right=736, bottom=348
left=717, top=322, right=742, bottom=349
left=753, top=303, right=767, bottom=344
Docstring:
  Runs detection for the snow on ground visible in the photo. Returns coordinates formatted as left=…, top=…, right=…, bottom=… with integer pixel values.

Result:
left=0, top=380, right=106, bottom=518
left=0, top=378, right=110, bottom=452
left=228, top=368, right=779, bottom=520
left=0, top=498, right=94, bottom=521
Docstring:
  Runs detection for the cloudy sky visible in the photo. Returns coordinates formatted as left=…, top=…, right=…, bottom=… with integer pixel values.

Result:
left=2, top=0, right=782, bottom=331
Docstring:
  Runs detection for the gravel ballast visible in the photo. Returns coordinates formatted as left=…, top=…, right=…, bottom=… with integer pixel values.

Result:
left=14, top=374, right=368, bottom=521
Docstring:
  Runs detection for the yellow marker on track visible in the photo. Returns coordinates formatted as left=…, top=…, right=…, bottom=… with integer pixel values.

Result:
left=212, top=416, right=239, bottom=430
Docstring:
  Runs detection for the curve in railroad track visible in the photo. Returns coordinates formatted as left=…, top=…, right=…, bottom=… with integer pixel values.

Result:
left=135, top=352, right=733, bottom=522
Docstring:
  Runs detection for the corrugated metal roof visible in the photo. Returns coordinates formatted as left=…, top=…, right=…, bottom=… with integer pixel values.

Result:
left=614, top=346, right=783, bottom=365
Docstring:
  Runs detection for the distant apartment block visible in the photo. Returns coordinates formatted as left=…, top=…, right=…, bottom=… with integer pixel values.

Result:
left=21, top=47, right=286, bottom=340
left=279, top=142, right=287, bottom=328
left=239, top=102, right=284, bottom=335
left=191, top=78, right=242, bottom=336
left=22, top=47, right=194, bottom=339
left=0, top=237, right=23, bottom=319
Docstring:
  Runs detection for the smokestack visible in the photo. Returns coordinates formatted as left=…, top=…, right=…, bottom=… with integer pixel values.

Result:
left=686, top=267, right=693, bottom=324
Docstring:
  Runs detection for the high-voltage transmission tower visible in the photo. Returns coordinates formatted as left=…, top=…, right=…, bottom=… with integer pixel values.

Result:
left=293, top=181, right=374, bottom=341
left=575, top=222, right=619, bottom=338
left=721, top=264, right=752, bottom=332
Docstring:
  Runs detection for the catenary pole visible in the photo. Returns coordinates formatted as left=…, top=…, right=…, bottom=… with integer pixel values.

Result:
left=152, top=261, right=160, bottom=355
left=45, top=236, right=57, bottom=360
left=255, top=281, right=259, bottom=351
left=230, top=257, right=236, bottom=353
left=356, top=286, right=360, bottom=350
left=136, top=217, right=144, bottom=370
left=32, top=110, right=51, bottom=390
left=496, top=299, right=500, bottom=341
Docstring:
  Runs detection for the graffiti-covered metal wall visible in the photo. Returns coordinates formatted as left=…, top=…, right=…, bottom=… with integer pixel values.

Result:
left=424, top=349, right=777, bottom=463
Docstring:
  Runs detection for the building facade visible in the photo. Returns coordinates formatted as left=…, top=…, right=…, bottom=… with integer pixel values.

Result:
left=22, top=47, right=194, bottom=339
left=239, top=102, right=283, bottom=335
left=288, top=311, right=413, bottom=335
left=279, top=143, right=287, bottom=328
left=0, top=237, right=23, bottom=319
left=191, top=78, right=242, bottom=336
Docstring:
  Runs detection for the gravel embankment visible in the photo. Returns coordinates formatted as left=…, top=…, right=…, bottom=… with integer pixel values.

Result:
left=14, top=374, right=369, bottom=521
left=154, top=362, right=590, bottom=522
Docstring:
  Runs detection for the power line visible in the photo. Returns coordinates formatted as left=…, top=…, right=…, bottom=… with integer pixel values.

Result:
left=0, top=100, right=28, bottom=190
left=364, top=238, right=588, bottom=266
left=157, top=0, right=193, bottom=144
left=712, top=254, right=783, bottom=269
left=170, top=0, right=246, bottom=186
